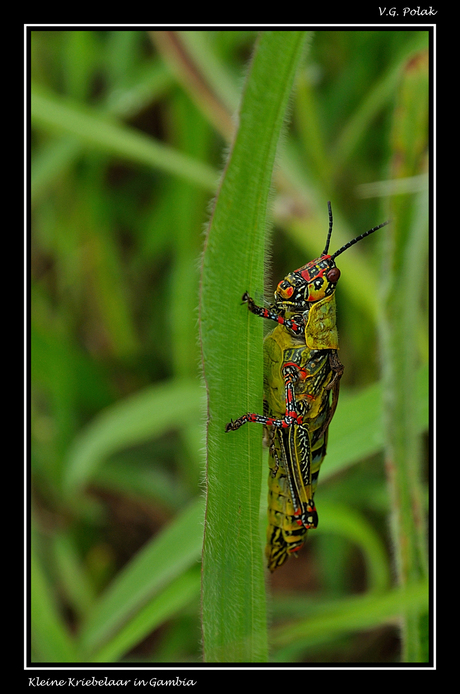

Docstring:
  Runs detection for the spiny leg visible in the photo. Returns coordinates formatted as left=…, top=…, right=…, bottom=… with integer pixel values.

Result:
left=225, top=362, right=305, bottom=432
left=316, top=349, right=343, bottom=439
left=289, top=423, right=318, bottom=529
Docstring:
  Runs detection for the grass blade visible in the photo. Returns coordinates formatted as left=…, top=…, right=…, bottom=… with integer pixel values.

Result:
left=379, top=48, right=429, bottom=662
left=200, top=30, right=309, bottom=663
left=64, top=379, right=203, bottom=494
left=78, top=497, right=204, bottom=658
left=31, top=86, right=217, bottom=191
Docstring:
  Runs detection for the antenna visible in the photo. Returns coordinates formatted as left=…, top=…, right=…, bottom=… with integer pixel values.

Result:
left=331, top=219, right=391, bottom=260
left=322, top=201, right=334, bottom=256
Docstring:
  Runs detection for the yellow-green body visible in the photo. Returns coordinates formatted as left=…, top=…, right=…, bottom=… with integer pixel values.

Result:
left=263, top=294, right=339, bottom=571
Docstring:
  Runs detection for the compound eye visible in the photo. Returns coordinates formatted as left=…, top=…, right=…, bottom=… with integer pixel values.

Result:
left=277, top=280, right=294, bottom=299
left=327, top=267, right=340, bottom=283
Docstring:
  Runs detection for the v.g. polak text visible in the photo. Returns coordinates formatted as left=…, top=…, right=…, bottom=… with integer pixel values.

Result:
left=379, top=6, right=437, bottom=16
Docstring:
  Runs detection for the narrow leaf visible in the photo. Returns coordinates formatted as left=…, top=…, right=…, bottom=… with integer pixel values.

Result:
left=200, top=30, right=308, bottom=663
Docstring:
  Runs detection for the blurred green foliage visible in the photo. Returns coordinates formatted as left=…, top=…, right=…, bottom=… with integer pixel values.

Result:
left=30, top=29, right=429, bottom=664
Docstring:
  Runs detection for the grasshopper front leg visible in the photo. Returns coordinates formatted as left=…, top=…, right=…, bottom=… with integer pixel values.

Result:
left=241, top=292, right=305, bottom=336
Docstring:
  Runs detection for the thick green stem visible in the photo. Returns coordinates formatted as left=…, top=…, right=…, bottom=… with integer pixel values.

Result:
left=200, top=31, right=308, bottom=663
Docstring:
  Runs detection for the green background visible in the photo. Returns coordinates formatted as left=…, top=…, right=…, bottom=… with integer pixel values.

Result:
left=30, top=29, right=429, bottom=664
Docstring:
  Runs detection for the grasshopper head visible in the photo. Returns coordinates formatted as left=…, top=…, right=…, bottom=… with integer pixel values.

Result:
left=274, top=202, right=389, bottom=312
left=274, top=256, right=340, bottom=310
